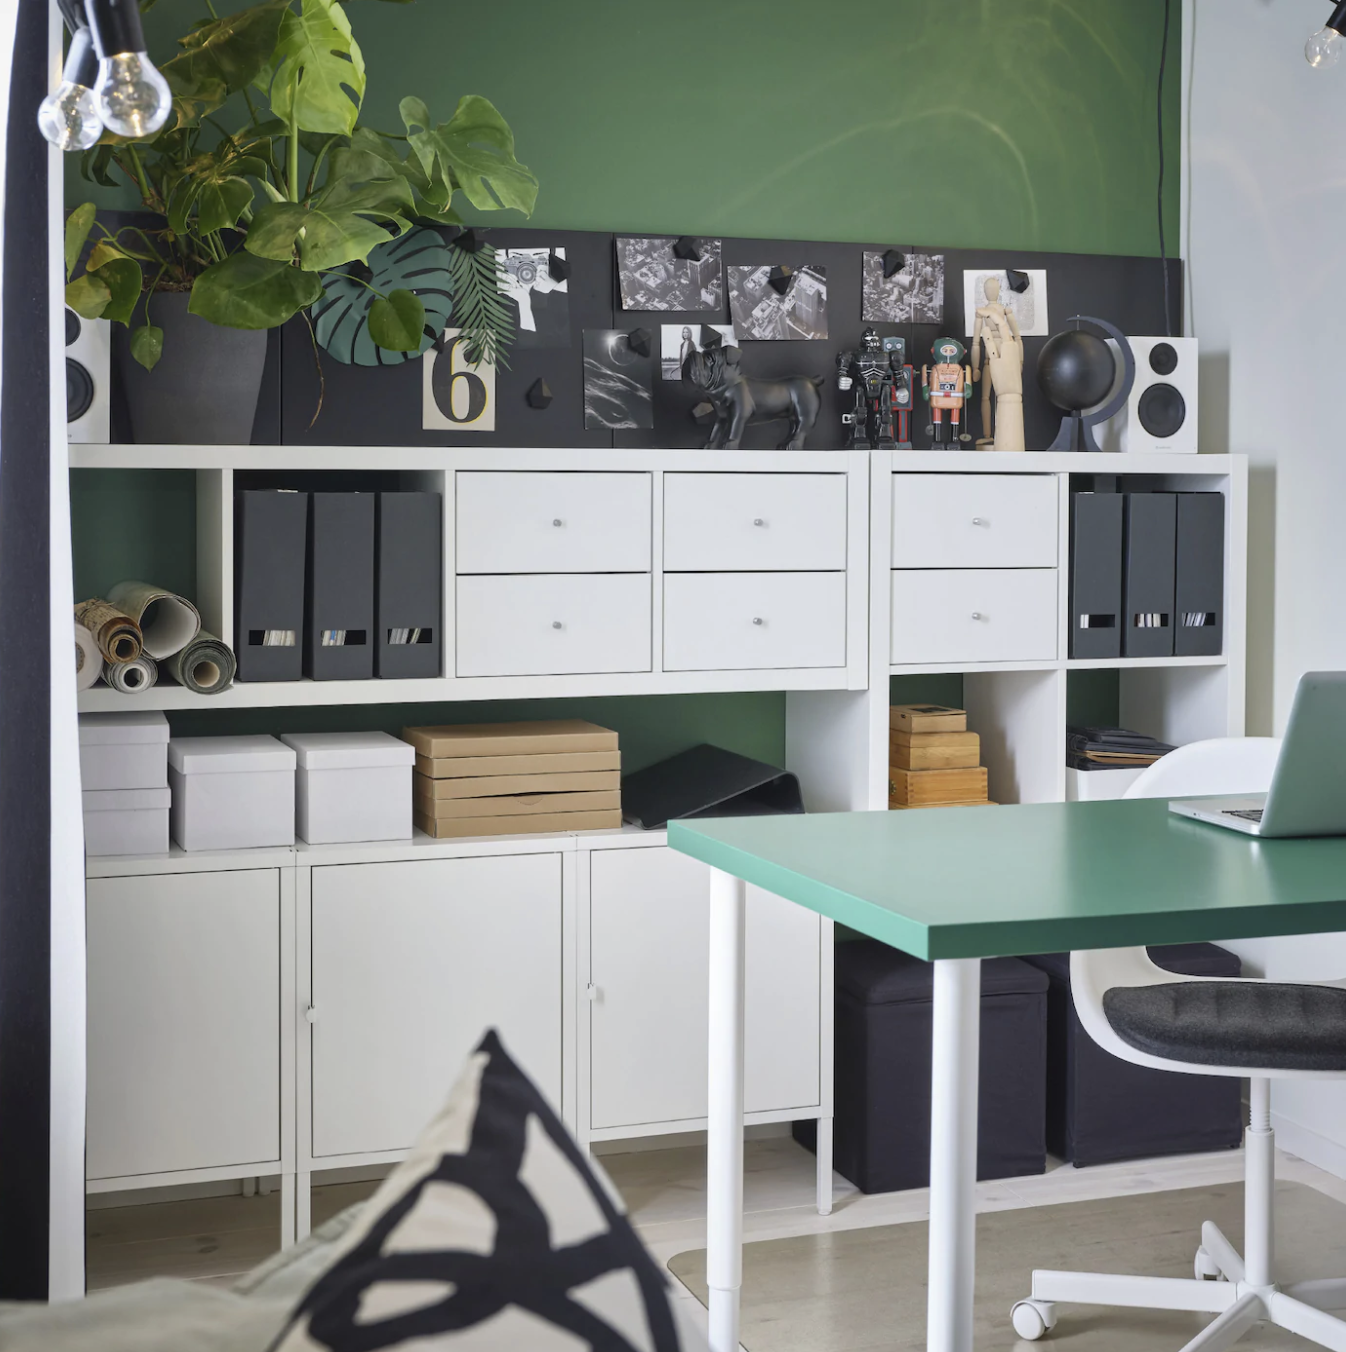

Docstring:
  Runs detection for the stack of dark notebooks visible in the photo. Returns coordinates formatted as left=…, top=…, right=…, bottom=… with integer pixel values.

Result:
left=1066, top=725, right=1176, bottom=773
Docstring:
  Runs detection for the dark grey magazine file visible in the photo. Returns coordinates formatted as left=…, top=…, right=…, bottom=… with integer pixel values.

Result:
left=305, top=492, right=375, bottom=680
left=1122, top=492, right=1177, bottom=658
left=234, top=489, right=308, bottom=682
left=1069, top=492, right=1123, bottom=659
left=620, top=743, right=805, bottom=830
left=1174, top=492, right=1224, bottom=657
left=375, top=491, right=442, bottom=678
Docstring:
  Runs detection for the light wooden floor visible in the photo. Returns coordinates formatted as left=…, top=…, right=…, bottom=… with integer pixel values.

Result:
left=86, top=1133, right=1346, bottom=1320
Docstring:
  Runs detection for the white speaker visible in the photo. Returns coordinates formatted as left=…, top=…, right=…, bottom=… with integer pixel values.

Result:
left=1095, top=336, right=1198, bottom=454
left=65, top=307, right=110, bottom=444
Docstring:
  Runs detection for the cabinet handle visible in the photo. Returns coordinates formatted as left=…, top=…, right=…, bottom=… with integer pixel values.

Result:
left=585, top=983, right=599, bottom=1002
left=552, top=518, right=563, bottom=527
left=552, top=620, right=563, bottom=630
left=971, top=516, right=986, bottom=526
left=752, top=616, right=764, bottom=626
left=753, top=517, right=765, bottom=527
left=971, top=611, right=984, bottom=621
left=305, top=1006, right=318, bottom=1024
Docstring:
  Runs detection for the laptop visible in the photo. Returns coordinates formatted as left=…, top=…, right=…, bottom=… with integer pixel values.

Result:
left=1169, top=671, right=1346, bottom=837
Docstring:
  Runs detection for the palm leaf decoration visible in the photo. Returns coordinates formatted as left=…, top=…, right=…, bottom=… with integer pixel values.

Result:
left=447, top=241, right=516, bottom=370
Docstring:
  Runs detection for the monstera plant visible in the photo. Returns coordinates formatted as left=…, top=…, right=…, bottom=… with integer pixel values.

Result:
left=65, top=0, right=535, bottom=400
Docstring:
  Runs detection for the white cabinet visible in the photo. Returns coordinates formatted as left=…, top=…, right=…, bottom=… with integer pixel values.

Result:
left=891, top=568, right=1058, bottom=665
left=891, top=474, right=1058, bottom=568
left=663, top=472, right=848, bottom=571
left=456, top=471, right=651, bottom=574
left=309, top=853, right=563, bottom=1158
left=456, top=574, right=652, bottom=676
left=587, top=845, right=821, bottom=1132
left=86, top=869, right=281, bottom=1181
left=664, top=572, right=847, bottom=671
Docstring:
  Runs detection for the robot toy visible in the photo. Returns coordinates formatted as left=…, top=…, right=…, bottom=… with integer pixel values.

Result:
left=836, top=328, right=913, bottom=449
left=922, top=337, right=974, bottom=449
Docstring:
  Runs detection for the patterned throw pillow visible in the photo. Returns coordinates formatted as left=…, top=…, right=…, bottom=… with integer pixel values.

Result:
left=272, top=1029, right=705, bottom=1351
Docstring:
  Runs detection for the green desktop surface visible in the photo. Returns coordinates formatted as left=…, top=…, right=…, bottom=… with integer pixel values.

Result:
left=667, top=799, right=1346, bottom=961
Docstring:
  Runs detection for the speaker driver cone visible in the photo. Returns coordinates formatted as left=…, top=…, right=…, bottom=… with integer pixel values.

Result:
left=1136, top=382, right=1186, bottom=439
left=67, top=357, right=95, bottom=423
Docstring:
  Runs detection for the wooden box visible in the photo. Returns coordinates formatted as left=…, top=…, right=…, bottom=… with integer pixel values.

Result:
left=889, top=704, right=967, bottom=735
left=888, top=765, right=988, bottom=807
left=890, top=731, right=980, bottom=771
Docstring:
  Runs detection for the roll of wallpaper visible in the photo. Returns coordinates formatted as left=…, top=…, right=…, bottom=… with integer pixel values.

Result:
left=74, top=598, right=142, bottom=663
left=167, top=630, right=235, bottom=695
left=106, top=580, right=201, bottom=660
left=103, top=655, right=158, bottom=694
left=74, top=622, right=101, bottom=691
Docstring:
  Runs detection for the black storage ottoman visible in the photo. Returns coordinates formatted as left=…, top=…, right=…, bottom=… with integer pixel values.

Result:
left=1023, top=943, right=1244, bottom=1167
left=794, top=940, right=1048, bottom=1194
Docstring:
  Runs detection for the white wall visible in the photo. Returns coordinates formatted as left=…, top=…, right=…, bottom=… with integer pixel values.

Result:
left=1186, top=0, right=1346, bottom=1172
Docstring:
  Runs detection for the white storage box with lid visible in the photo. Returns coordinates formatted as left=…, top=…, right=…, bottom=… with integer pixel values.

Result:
left=82, top=786, right=171, bottom=856
left=280, top=731, right=415, bottom=845
left=1065, top=765, right=1148, bottom=802
left=168, top=735, right=296, bottom=851
left=78, top=710, right=169, bottom=790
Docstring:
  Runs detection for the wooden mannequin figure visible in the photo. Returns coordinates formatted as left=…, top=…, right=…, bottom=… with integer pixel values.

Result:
left=970, top=275, right=1025, bottom=451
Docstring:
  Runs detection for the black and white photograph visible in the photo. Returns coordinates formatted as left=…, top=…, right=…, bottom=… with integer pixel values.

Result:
left=727, top=265, right=829, bottom=340
left=660, top=323, right=736, bottom=379
left=962, top=268, right=1050, bottom=336
left=862, top=250, right=945, bottom=324
left=583, top=329, right=654, bottom=429
left=615, top=236, right=723, bottom=311
left=501, top=247, right=570, bottom=347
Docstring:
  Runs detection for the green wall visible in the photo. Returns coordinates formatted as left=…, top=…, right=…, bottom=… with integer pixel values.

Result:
left=72, top=0, right=1171, bottom=743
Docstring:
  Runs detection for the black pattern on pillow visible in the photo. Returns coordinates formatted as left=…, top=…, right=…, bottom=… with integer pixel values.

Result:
left=273, top=1029, right=697, bottom=1350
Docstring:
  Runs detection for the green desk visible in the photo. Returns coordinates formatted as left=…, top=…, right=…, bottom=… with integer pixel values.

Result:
left=668, top=799, right=1346, bottom=1352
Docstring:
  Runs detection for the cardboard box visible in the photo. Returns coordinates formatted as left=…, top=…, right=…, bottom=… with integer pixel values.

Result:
left=82, top=786, right=170, bottom=855
left=169, top=735, right=295, bottom=851
left=888, top=765, right=988, bottom=807
left=414, top=749, right=621, bottom=779
left=282, top=731, right=415, bottom=845
left=402, top=719, right=618, bottom=759
left=415, top=770, right=620, bottom=801
left=412, top=783, right=621, bottom=819
left=78, top=709, right=169, bottom=790
left=889, top=704, right=967, bottom=734
left=415, top=809, right=623, bottom=839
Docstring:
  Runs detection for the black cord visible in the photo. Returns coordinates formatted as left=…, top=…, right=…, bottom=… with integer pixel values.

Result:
left=1157, top=0, right=1173, bottom=337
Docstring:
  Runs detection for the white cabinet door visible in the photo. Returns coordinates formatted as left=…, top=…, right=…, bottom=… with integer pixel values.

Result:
left=588, top=846, right=820, bottom=1131
left=663, top=473, right=848, bottom=571
left=890, top=568, right=1058, bottom=664
left=456, top=574, right=652, bottom=677
left=457, top=472, right=652, bottom=573
left=87, top=870, right=280, bottom=1180
left=310, top=854, right=562, bottom=1158
left=892, top=474, right=1059, bottom=568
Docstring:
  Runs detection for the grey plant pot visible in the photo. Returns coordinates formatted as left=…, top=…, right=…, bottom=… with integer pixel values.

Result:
left=115, top=291, right=268, bottom=445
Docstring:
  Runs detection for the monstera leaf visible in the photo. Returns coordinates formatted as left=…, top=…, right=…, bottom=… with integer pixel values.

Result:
left=265, top=0, right=366, bottom=135
left=312, top=227, right=453, bottom=366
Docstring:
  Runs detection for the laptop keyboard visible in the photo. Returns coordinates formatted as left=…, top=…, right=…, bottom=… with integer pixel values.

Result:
left=1223, top=808, right=1264, bottom=822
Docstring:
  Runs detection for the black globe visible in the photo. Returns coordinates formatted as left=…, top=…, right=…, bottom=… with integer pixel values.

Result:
left=1037, top=330, right=1116, bottom=412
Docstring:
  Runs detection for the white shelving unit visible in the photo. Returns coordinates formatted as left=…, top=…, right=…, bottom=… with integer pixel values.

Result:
left=75, top=444, right=1246, bottom=1242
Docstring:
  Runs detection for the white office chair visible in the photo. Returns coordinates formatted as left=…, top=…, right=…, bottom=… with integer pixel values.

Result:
left=1012, top=736, right=1346, bottom=1352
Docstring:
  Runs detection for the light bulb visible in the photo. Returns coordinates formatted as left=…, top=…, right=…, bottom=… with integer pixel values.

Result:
left=37, top=80, right=102, bottom=150
left=1307, top=25, right=1344, bottom=68
left=94, top=52, right=171, bottom=138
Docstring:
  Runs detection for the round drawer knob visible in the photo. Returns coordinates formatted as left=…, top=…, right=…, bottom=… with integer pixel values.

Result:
left=552, top=621, right=563, bottom=630
left=972, top=516, right=986, bottom=526
left=552, top=518, right=563, bottom=527
left=752, top=616, right=764, bottom=626
left=971, top=611, right=984, bottom=621
left=753, top=517, right=765, bottom=527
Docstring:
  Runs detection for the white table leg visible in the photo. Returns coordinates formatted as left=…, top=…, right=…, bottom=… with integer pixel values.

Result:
left=928, top=957, right=981, bottom=1352
left=815, top=1116, right=834, bottom=1216
left=707, top=868, right=746, bottom=1352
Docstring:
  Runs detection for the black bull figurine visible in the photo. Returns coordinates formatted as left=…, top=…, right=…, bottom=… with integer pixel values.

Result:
left=681, top=343, right=824, bottom=449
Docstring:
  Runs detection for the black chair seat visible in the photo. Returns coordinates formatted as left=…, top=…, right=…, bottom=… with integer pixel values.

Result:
left=1103, top=981, right=1346, bottom=1071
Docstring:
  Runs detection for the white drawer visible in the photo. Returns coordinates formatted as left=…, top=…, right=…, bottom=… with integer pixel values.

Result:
left=456, top=472, right=651, bottom=573
left=664, top=573, right=846, bottom=671
left=890, top=569, right=1057, bottom=665
left=892, top=474, right=1058, bottom=568
left=456, top=575, right=651, bottom=676
left=664, top=473, right=848, bottom=571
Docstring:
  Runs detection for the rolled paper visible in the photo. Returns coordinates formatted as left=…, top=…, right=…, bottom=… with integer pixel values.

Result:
left=103, top=654, right=158, bottom=694
left=74, top=622, right=101, bottom=691
left=106, top=580, right=201, bottom=660
left=167, top=630, right=235, bottom=695
left=74, top=598, right=142, bottom=664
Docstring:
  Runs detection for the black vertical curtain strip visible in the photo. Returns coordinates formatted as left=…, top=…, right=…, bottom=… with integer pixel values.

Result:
left=0, top=0, right=53, bottom=1301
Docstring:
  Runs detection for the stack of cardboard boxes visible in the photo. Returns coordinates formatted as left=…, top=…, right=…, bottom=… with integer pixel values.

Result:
left=403, top=719, right=622, bottom=838
left=888, top=704, right=993, bottom=809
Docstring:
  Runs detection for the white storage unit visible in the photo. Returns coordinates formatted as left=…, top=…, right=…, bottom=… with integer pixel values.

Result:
left=169, top=735, right=296, bottom=851
left=283, top=731, right=414, bottom=844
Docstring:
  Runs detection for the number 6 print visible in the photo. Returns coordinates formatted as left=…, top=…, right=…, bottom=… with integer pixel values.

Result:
left=423, top=330, right=496, bottom=432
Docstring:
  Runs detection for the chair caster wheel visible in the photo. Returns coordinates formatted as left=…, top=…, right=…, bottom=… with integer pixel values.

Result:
left=1011, top=1299, right=1056, bottom=1341
left=1195, top=1246, right=1222, bottom=1281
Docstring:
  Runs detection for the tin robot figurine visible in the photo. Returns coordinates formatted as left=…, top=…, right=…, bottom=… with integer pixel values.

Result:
left=922, top=336, right=974, bottom=449
left=836, top=328, right=913, bottom=449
